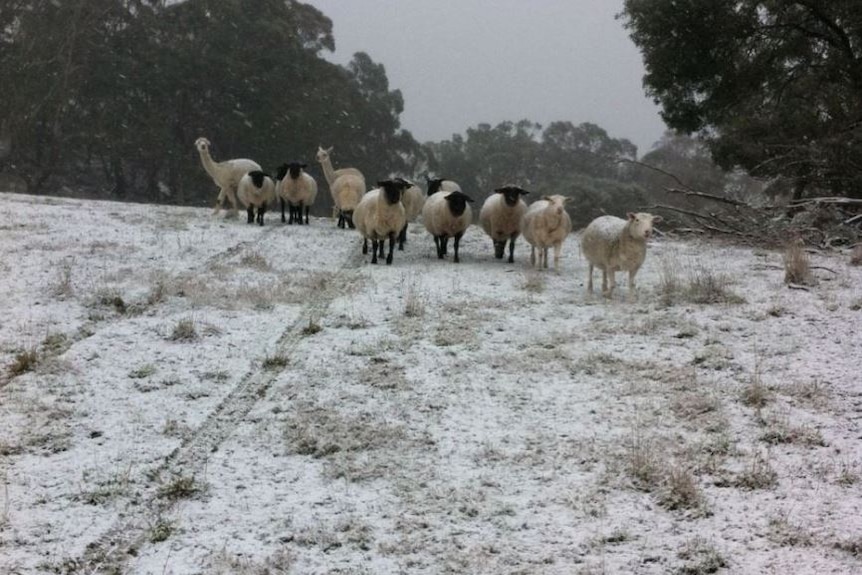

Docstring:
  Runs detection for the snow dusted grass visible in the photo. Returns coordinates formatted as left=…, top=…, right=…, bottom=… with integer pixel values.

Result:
left=1, top=192, right=862, bottom=573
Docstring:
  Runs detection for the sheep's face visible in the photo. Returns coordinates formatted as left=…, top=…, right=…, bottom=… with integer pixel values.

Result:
left=194, top=137, right=210, bottom=152
left=495, top=185, right=529, bottom=207
left=445, top=191, right=474, bottom=216
left=249, top=171, right=267, bottom=188
left=377, top=179, right=411, bottom=205
left=626, top=212, right=662, bottom=240
left=426, top=177, right=445, bottom=196
left=276, top=163, right=289, bottom=181
left=286, top=162, right=306, bottom=179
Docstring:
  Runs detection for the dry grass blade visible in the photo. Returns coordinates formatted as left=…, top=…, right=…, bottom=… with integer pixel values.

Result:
left=784, top=240, right=813, bottom=285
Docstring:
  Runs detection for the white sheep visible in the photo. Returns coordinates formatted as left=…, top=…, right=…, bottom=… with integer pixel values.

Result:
left=479, top=185, right=530, bottom=263
left=353, top=179, right=412, bottom=265
left=425, top=175, right=462, bottom=196
left=422, top=189, right=475, bottom=263
left=194, top=137, right=261, bottom=216
left=520, top=194, right=572, bottom=270
left=580, top=212, right=662, bottom=300
left=236, top=170, right=275, bottom=226
left=396, top=178, right=425, bottom=250
left=275, top=162, right=317, bottom=225
left=315, top=145, right=366, bottom=228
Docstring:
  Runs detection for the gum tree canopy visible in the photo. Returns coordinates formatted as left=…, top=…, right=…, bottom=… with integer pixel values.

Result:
left=620, top=0, right=862, bottom=198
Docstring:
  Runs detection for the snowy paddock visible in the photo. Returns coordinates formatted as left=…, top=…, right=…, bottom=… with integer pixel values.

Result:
left=1, top=192, right=861, bottom=574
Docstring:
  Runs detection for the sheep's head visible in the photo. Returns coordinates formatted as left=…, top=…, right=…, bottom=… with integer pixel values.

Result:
left=377, top=179, right=412, bottom=205
left=426, top=177, right=445, bottom=196
left=315, top=146, right=333, bottom=164
left=249, top=170, right=268, bottom=188
left=194, top=137, right=210, bottom=152
left=626, top=212, right=662, bottom=240
left=285, top=162, right=307, bottom=180
left=275, top=163, right=289, bottom=181
left=495, top=185, right=529, bottom=207
left=445, top=191, right=474, bottom=216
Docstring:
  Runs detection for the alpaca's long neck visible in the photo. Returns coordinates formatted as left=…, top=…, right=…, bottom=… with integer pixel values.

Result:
left=198, top=148, right=220, bottom=180
left=319, top=157, right=337, bottom=186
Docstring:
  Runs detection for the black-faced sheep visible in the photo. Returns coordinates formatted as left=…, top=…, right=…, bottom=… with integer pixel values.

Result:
left=237, top=170, right=275, bottom=226
left=422, top=190, right=475, bottom=263
left=479, top=185, right=530, bottom=263
left=275, top=162, right=317, bottom=225
left=581, top=212, right=662, bottom=300
left=354, top=179, right=413, bottom=265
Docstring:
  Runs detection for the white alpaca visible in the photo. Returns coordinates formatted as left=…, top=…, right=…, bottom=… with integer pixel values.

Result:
left=194, top=137, right=261, bottom=216
left=315, top=146, right=366, bottom=228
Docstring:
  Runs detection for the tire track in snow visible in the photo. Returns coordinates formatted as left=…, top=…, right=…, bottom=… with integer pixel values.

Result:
left=77, top=239, right=364, bottom=574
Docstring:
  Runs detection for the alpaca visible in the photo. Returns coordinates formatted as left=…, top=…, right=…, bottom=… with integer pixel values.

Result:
left=194, top=137, right=261, bottom=216
left=315, top=146, right=366, bottom=228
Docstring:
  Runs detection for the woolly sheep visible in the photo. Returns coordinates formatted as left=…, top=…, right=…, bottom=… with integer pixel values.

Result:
left=275, top=162, right=317, bottom=225
left=396, top=178, right=425, bottom=250
left=353, top=179, right=413, bottom=265
left=195, top=137, right=261, bottom=216
left=316, top=145, right=366, bottom=228
left=424, top=175, right=462, bottom=196
left=580, top=212, right=662, bottom=300
left=422, top=189, right=475, bottom=263
left=520, top=194, right=572, bottom=270
left=236, top=170, right=275, bottom=226
left=479, top=185, right=530, bottom=263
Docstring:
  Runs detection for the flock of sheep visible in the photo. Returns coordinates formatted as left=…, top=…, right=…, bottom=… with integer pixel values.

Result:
left=194, top=137, right=662, bottom=299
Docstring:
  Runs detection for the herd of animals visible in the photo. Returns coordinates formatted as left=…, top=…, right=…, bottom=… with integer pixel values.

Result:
left=194, top=137, right=662, bottom=299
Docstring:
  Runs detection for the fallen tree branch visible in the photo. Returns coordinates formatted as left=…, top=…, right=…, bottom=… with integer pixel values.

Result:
left=789, top=196, right=862, bottom=206
left=664, top=187, right=748, bottom=207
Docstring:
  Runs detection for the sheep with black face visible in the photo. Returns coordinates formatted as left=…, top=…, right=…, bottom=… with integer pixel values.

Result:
left=479, top=185, right=530, bottom=263
left=424, top=175, right=462, bottom=196
left=422, top=189, right=475, bottom=263
left=353, top=178, right=412, bottom=265
left=275, top=162, right=317, bottom=225
left=236, top=170, right=275, bottom=226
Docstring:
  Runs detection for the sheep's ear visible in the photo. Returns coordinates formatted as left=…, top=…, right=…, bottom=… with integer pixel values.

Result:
left=301, top=163, right=307, bottom=169
left=376, top=180, right=389, bottom=187
left=519, top=189, right=530, bottom=195
left=493, top=188, right=505, bottom=194
left=562, top=196, right=571, bottom=203
left=627, top=212, right=637, bottom=220
left=652, top=215, right=663, bottom=224
left=541, top=195, right=552, bottom=201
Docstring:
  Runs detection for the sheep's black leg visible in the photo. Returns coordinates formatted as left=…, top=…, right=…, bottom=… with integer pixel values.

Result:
left=337, top=212, right=345, bottom=228
left=493, top=240, right=505, bottom=259
left=434, top=236, right=443, bottom=259
left=346, top=214, right=356, bottom=229
left=386, top=232, right=395, bottom=265
left=257, top=205, right=265, bottom=226
left=247, top=205, right=255, bottom=224
left=507, top=237, right=516, bottom=263
left=441, top=235, right=450, bottom=257
left=398, top=223, right=407, bottom=250
left=305, top=205, right=310, bottom=225
left=362, top=238, right=368, bottom=255
left=280, top=198, right=286, bottom=223
left=371, top=240, right=379, bottom=264
left=377, top=238, right=385, bottom=259
left=453, top=232, right=463, bottom=263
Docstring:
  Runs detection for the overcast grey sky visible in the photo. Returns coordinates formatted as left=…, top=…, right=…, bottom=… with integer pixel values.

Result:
left=307, top=0, right=668, bottom=155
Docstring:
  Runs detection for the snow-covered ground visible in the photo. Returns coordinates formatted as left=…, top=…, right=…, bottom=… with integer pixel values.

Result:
left=1, top=192, right=861, bottom=574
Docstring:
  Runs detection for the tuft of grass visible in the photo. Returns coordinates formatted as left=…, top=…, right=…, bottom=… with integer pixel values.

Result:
left=52, top=259, right=75, bottom=298
left=169, top=317, right=197, bottom=341
left=129, top=364, right=157, bottom=379
left=148, top=518, right=175, bottom=543
left=759, top=415, right=826, bottom=447
left=301, top=318, right=322, bottom=336
left=157, top=474, right=202, bottom=500
left=239, top=250, right=272, bottom=271
left=784, top=240, right=813, bottom=285
left=625, top=430, right=662, bottom=490
left=740, top=351, right=770, bottom=408
left=96, top=289, right=127, bottom=314
left=403, top=273, right=426, bottom=318
left=734, top=451, right=778, bottom=490
left=521, top=271, right=545, bottom=294
left=9, top=348, right=39, bottom=376
left=685, top=262, right=745, bottom=305
left=658, top=467, right=708, bottom=515
left=768, top=514, right=813, bottom=547
left=675, top=537, right=728, bottom=574
left=262, top=352, right=289, bottom=370
left=658, top=253, right=684, bottom=306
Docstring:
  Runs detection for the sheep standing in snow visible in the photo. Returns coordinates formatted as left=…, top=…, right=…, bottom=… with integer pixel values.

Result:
left=520, top=195, right=572, bottom=270
left=315, top=146, right=366, bottom=228
left=194, top=137, right=261, bottom=216
left=275, top=162, right=317, bottom=225
left=425, top=175, right=461, bottom=196
left=237, top=170, right=275, bottom=226
left=353, top=179, right=413, bottom=265
left=422, top=189, right=475, bottom=263
left=396, top=178, right=425, bottom=250
left=581, top=212, right=662, bottom=301
left=479, top=185, right=530, bottom=263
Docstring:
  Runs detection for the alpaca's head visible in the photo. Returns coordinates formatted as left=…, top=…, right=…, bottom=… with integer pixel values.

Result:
left=194, top=137, right=211, bottom=153
left=495, top=185, right=529, bottom=207
left=315, top=146, right=334, bottom=164
left=626, top=212, right=662, bottom=240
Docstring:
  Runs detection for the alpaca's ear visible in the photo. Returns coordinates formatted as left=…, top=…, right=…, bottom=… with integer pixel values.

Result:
left=326, top=146, right=334, bottom=154
left=562, top=196, right=571, bottom=203
left=627, top=212, right=636, bottom=220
